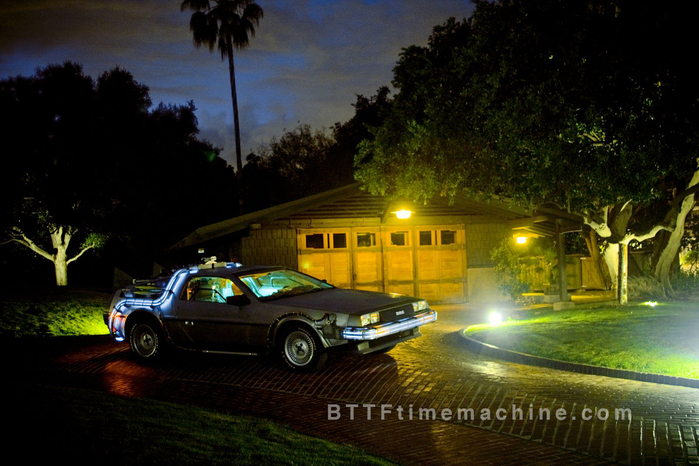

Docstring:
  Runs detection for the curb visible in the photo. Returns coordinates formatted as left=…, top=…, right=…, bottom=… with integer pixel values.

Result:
left=459, top=329, right=699, bottom=390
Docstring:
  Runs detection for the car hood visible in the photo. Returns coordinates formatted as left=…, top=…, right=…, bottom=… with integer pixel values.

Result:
left=268, top=288, right=417, bottom=315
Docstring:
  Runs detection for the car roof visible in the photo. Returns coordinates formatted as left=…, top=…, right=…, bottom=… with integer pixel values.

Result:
left=190, top=263, right=285, bottom=277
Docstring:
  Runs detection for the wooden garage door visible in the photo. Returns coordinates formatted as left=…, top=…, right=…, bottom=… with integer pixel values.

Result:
left=298, top=225, right=466, bottom=302
left=297, top=229, right=351, bottom=289
left=414, top=227, right=467, bottom=303
left=353, top=229, right=383, bottom=292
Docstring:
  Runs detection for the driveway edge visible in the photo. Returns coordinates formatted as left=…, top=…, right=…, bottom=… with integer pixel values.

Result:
left=459, top=329, right=699, bottom=389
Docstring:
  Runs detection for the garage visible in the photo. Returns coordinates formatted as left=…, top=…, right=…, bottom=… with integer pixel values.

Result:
left=298, top=225, right=467, bottom=303
left=168, top=183, right=532, bottom=304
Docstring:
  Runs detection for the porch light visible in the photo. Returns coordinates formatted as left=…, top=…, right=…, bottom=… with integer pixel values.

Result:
left=395, top=209, right=412, bottom=219
left=516, top=236, right=527, bottom=244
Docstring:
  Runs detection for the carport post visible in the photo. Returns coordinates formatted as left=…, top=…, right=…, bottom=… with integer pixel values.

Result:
left=617, top=242, right=629, bottom=304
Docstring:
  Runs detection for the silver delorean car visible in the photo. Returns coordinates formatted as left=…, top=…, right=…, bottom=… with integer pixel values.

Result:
left=105, top=261, right=437, bottom=371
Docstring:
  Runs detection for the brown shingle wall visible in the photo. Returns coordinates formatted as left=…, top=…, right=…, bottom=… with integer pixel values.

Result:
left=240, top=228, right=298, bottom=269
left=464, top=222, right=511, bottom=268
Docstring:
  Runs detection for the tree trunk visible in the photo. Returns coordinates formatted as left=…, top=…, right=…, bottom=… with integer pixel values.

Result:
left=54, top=254, right=68, bottom=286
left=50, top=227, right=72, bottom=287
left=227, top=35, right=244, bottom=215
left=651, top=172, right=699, bottom=292
left=226, top=36, right=243, bottom=175
left=603, top=242, right=619, bottom=290
left=583, top=229, right=611, bottom=289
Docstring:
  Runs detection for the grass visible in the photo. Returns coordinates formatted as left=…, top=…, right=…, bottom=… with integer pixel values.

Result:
left=2, top=289, right=393, bottom=464
left=7, top=382, right=394, bottom=465
left=464, top=301, right=699, bottom=379
left=0, top=287, right=110, bottom=337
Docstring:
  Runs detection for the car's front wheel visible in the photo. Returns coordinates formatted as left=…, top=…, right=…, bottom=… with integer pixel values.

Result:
left=129, top=320, right=164, bottom=359
left=278, top=325, right=327, bottom=372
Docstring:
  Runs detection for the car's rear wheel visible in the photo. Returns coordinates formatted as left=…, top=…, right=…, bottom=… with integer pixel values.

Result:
left=279, top=325, right=327, bottom=371
left=129, top=320, right=164, bottom=359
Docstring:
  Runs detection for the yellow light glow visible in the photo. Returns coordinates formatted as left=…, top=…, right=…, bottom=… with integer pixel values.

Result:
left=395, top=209, right=412, bottom=219
left=516, top=236, right=527, bottom=244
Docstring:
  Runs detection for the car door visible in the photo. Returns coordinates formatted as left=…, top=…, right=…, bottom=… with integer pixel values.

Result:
left=172, top=276, right=256, bottom=351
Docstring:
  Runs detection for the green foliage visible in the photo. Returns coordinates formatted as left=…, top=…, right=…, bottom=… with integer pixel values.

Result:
left=490, top=239, right=531, bottom=301
left=490, top=237, right=558, bottom=300
left=670, top=269, right=699, bottom=297
left=355, top=0, right=699, bottom=223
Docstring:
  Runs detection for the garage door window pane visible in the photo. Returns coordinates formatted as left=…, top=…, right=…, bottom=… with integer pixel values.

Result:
left=357, top=233, right=376, bottom=247
left=419, top=231, right=433, bottom=246
left=332, top=233, right=347, bottom=249
left=306, top=234, right=324, bottom=249
left=441, top=230, right=456, bottom=245
left=391, top=232, right=408, bottom=246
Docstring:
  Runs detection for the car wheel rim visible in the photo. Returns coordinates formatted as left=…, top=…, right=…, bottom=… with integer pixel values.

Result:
left=134, top=325, right=156, bottom=356
left=284, top=331, right=313, bottom=366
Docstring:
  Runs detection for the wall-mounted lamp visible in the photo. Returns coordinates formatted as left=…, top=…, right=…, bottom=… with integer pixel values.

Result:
left=395, top=209, right=412, bottom=219
left=515, top=236, right=527, bottom=244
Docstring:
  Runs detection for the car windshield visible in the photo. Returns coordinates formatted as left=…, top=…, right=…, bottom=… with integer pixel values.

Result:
left=237, top=269, right=333, bottom=301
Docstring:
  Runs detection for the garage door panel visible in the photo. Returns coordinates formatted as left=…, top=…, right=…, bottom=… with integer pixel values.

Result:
left=355, top=251, right=382, bottom=283
left=439, top=249, right=463, bottom=279
left=417, top=250, right=438, bottom=280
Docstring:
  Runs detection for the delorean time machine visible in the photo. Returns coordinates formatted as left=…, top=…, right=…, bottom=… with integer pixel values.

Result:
left=105, top=261, right=437, bottom=371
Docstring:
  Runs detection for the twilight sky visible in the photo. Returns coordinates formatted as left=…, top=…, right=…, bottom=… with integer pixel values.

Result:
left=0, top=0, right=474, bottom=167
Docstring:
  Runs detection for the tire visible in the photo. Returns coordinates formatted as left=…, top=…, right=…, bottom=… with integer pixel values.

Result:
left=129, top=320, right=164, bottom=359
left=278, top=325, right=327, bottom=372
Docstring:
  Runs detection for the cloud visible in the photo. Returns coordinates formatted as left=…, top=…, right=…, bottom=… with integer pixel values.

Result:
left=0, top=0, right=475, bottom=167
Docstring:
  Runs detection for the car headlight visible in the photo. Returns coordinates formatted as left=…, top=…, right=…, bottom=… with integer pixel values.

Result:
left=360, top=312, right=380, bottom=326
left=412, top=300, right=429, bottom=312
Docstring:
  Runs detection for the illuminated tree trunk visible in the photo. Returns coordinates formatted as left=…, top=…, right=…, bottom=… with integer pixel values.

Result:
left=651, top=171, right=699, bottom=293
left=51, top=228, right=71, bottom=286
left=603, top=242, right=619, bottom=292
left=583, top=229, right=611, bottom=289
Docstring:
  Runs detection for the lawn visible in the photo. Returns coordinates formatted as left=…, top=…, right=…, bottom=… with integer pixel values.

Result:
left=464, top=301, right=699, bottom=379
left=8, top=382, right=393, bottom=465
left=2, top=289, right=394, bottom=464
left=0, top=287, right=110, bottom=337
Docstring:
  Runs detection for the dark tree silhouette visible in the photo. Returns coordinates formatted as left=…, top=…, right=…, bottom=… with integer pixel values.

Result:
left=0, top=62, right=238, bottom=286
left=181, top=0, right=264, bottom=176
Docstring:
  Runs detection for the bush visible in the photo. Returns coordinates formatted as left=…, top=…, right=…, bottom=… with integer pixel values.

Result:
left=627, top=276, right=666, bottom=300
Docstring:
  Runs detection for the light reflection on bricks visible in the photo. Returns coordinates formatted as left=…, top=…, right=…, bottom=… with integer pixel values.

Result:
left=11, top=305, right=699, bottom=465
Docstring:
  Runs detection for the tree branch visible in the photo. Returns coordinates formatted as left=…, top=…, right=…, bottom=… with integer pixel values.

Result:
left=66, top=243, right=95, bottom=265
left=6, top=227, right=55, bottom=262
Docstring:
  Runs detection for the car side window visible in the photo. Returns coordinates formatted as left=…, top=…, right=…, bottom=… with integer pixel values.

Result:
left=181, top=277, right=243, bottom=304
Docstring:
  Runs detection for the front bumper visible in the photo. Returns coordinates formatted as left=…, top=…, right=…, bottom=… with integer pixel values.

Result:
left=341, top=310, right=437, bottom=340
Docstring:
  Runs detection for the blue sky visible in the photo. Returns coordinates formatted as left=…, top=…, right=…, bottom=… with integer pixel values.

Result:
left=0, top=0, right=475, bottom=167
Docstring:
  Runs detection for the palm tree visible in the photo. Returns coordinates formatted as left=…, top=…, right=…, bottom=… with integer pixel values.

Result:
left=181, top=0, right=264, bottom=175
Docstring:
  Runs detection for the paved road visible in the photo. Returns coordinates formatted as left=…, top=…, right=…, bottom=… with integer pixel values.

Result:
left=9, top=304, right=699, bottom=465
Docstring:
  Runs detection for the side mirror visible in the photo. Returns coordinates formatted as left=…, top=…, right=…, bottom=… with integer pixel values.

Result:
left=226, top=295, right=250, bottom=307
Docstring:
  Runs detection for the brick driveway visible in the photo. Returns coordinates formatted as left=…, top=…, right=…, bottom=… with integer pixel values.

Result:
left=8, top=304, right=699, bottom=465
